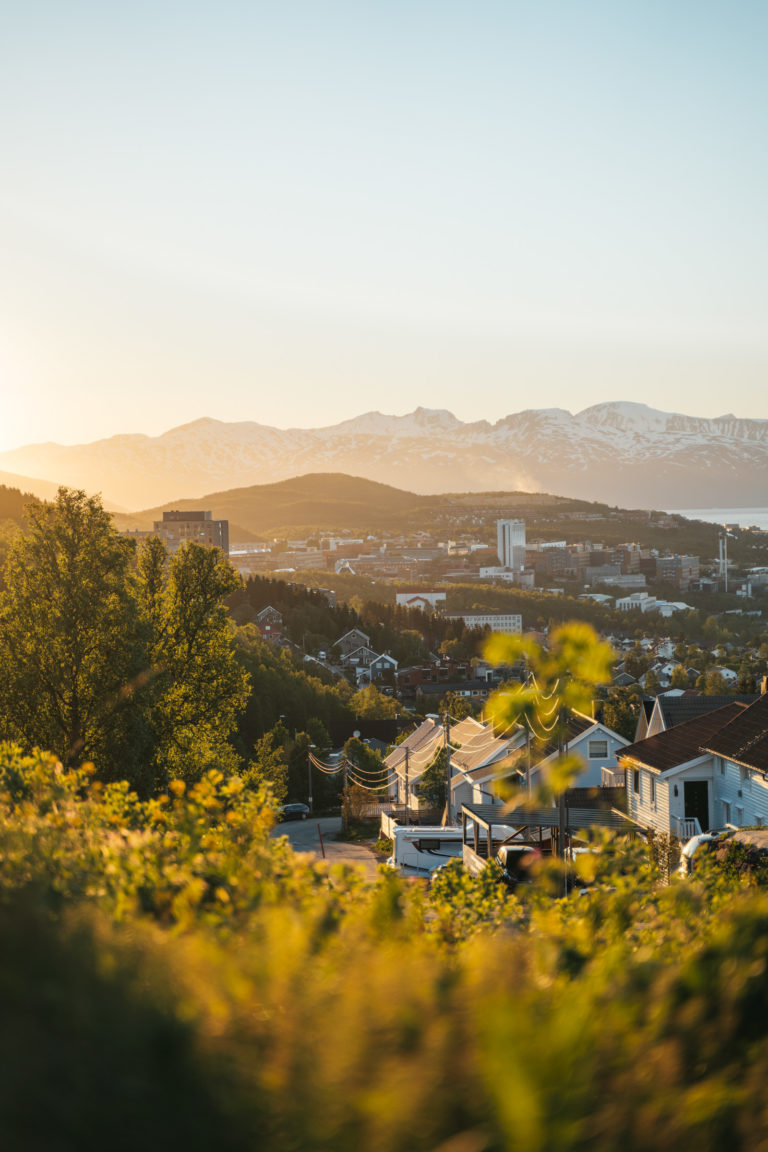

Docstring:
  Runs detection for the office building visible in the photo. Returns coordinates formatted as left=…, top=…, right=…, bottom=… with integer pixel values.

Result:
left=496, top=519, right=526, bottom=571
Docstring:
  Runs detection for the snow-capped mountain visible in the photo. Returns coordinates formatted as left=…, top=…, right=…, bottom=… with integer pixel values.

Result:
left=2, top=402, right=766, bottom=511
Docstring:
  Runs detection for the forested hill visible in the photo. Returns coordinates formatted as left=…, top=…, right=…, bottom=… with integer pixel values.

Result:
left=0, top=484, right=41, bottom=524
left=116, top=473, right=440, bottom=537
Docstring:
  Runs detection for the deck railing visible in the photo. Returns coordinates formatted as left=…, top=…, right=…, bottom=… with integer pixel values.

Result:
left=672, top=814, right=702, bottom=841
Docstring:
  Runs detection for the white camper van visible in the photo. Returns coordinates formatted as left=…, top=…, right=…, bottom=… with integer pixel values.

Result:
left=387, top=825, right=464, bottom=874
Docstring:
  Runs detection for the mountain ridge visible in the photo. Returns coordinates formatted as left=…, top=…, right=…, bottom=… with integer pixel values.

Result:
left=2, top=402, right=766, bottom=511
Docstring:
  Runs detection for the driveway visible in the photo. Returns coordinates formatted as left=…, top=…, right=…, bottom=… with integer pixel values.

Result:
left=273, top=815, right=382, bottom=879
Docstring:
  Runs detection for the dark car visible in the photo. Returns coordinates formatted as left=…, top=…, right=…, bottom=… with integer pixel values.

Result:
left=280, top=803, right=310, bottom=822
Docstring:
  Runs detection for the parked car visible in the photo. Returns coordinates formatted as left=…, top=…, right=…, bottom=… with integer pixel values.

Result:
left=280, top=803, right=310, bottom=822
left=678, top=829, right=732, bottom=876
left=496, top=843, right=537, bottom=888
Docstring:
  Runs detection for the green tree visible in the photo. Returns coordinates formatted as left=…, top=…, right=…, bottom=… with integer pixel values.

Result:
left=350, top=683, right=398, bottom=719
left=415, top=746, right=450, bottom=810
left=0, top=490, right=250, bottom=793
left=137, top=537, right=250, bottom=785
left=703, top=668, right=728, bottom=695
left=245, top=723, right=290, bottom=804
left=737, top=659, right=757, bottom=694
left=439, top=691, right=474, bottom=721
left=670, top=664, right=690, bottom=689
left=644, top=668, right=661, bottom=695
left=0, top=489, right=147, bottom=778
left=601, top=687, right=640, bottom=742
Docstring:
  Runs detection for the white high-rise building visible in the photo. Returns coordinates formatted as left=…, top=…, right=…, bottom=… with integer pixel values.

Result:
left=496, top=519, right=526, bottom=571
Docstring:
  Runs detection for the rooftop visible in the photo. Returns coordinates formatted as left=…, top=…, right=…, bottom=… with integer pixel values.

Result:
left=620, top=702, right=748, bottom=773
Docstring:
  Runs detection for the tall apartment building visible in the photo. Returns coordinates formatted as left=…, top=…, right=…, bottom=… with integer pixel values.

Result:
left=153, top=510, right=230, bottom=556
left=496, top=519, right=526, bottom=571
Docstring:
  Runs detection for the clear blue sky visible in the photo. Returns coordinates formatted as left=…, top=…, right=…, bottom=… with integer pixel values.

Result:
left=1, top=0, right=767, bottom=450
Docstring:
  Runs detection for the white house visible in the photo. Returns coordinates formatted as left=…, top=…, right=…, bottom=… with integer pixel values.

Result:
left=620, top=697, right=768, bottom=839
left=369, top=652, right=399, bottom=679
left=395, top=591, right=447, bottom=612
left=527, top=712, right=630, bottom=791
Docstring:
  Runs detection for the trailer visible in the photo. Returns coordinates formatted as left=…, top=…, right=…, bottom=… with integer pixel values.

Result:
left=387, top=825, right=464, bottom=873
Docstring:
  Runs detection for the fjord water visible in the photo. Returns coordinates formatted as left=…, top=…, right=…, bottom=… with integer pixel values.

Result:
left=667, top=508, right=768, bottom=530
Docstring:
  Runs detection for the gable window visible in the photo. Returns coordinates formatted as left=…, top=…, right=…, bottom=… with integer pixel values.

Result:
left=588, top=739, right=609, bottom=759
left=719, top=759, right=725, bottom=776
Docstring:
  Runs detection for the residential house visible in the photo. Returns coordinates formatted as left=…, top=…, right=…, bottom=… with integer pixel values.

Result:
left=449, top=724, right=525, bottom=812
left=334, top=628, right=371, bottom=655
left=395, top=590, right=447, bottom=612
left=527, top=712, right=630, bottom=791
left=256, top=605, right=282, bottom=627
left=619, top=700, right=767, bottom=838
left=640, top=692, right=759, bottom=740
left=415, top=679, right=492, bottom=705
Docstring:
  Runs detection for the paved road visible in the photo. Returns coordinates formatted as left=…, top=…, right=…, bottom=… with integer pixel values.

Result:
left=273, top=815, right=382, bottom=878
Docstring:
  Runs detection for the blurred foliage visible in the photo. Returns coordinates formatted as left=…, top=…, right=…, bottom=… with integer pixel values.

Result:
left=5, top=737, right=768, bottom=1149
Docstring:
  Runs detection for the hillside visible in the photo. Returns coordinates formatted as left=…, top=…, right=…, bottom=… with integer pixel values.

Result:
left=115, top=473, right=439, bottom=537
left=110, top=472, right=768, bottom=572
left=3, top=402, right=767, bottom=509
left=0, top=470, right=65, bottom=504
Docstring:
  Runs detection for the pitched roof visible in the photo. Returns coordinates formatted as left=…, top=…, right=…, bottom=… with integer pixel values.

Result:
left=656, top=693, right=759, bottom=730
left=384, top=718, right=444, bottom=776
left=532, top=712, right=596, bottom=762
left=702, top=694, right=768, bottom=773
left=619, top=702, right=747, bottom=774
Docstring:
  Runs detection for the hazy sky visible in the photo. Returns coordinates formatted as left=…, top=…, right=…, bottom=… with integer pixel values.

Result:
left=2, top=0, right=767, bottom=452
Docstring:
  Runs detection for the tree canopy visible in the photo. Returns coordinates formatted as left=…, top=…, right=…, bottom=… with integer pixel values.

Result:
left=0, top=489, right=249, bottom=792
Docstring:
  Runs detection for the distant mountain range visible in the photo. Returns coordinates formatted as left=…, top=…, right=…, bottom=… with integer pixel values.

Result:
left=1, top=402, right=766, bottom=511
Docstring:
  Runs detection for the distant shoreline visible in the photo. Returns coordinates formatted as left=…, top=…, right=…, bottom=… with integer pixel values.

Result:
left=667, top=508, right=768, bottom=530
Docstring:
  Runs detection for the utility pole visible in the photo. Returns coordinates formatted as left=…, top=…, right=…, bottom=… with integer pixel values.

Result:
left=525, top=665, right=532, bottom=798
left=443, top=709, right=452, bottom=825
left=404, top=746, right=410, bottom=827
left=307, top=744, right=315, bottom=812
left=557, top=706, right=566, bottom=862
left=341, top=754, right=349, bottom=832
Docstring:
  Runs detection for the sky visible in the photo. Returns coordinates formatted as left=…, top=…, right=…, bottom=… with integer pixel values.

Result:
left=1, top=0, right=767, bottom=452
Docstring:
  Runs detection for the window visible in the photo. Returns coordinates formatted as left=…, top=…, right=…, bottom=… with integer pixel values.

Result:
left=588, top=739, right=609, bottom=759
left=722, top=801, right=731, bottom=824
left=736, top=807, right=744, bottom=826
left=650, top=775, right=656, bottom=806
left=757, top=817, right=764, bottom=828
left=633, top=770, right=640, bottom=794
left=719, top=759, right=725, bottom=776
